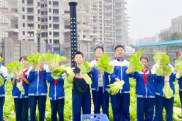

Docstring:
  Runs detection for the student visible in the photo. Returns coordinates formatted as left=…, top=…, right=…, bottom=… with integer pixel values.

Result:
left=47, top=65, right=65, bottom=121
left=89, top=46, right=109, bottom=117
left=110, top=45, right=132, bottom=121
left=129, top=57, right=155, bottom=121
left=72, top=51, right=91, bottom=121
left=0, top=55, right=7, bottom=121
left=152, top=52, right=175, bottom=121
left=11, top=56, right=30, bottom=121
left=175, top=49, right=182, bottom=109
left=28, top=63, right=48, bottom=121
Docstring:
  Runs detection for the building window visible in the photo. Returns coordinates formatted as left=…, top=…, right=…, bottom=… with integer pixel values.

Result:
left=23, top=31, right=25, bottom=35
left=49, top=16, right=51, bottom=20
left=23, top=15, right=25, bottom=19
left=38, top=24, right=40, bottom=29
left=83, top=35, right=86, bottom=38
left=22, top=0, right=24, bottom=3
left=38, top=17, right=40, bottom=21
left=53, top=32, right=59, bottom=37
left=49, top=1, right=51, bottom=5
left=49, top=8, right=51, bottom=13
left=38, top=10, right=40, bottom=13
left=41, top=11, right=44, bottom=15
left=23, top=23, right=25, bottom=27
left=38, top=2, right=40, bottom=6
left=49, top=31, right=52, bottom=35
left=45, top=4, right=47, bottom=7
left=49, top=24, right=52, bottom=28
left=22, top=7, right=25, bottom=11
left=53, top=9, right=59, bottom=14
left=41, top=4, right=44, bottom=8
left=45, top=11, right=47, bottom=15
left=50, top=39, right=52, bottom=43
left=53, top=1, right=59, bottom=6
left=53, top=24, right=59, bottom=29
left=41, top=18, right=44, bottom=22
left=54, top=40, right=59, bottom=44
left=41, top=25, right=44, bottom=29
left=45, top=18, right=48, bottom=22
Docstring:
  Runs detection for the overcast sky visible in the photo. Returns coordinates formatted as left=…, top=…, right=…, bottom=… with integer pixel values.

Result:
left=126, top=0, right=182, bottom=39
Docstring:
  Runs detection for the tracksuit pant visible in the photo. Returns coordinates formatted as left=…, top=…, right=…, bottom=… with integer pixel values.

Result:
left=137, top=97, right=155, bottom=121
left=72, top=93, right=91, bottom=121
left=29, top=96, right=47, bottom=121
left=0, top=97, right=4, bottom=121
left=14, top=98, right=29, bottom=121
left=154, top=95, right=174, bottom=121
left=92, top=87, right=109, bottom=117
left=110, top=93, right=130, bottom=121
left=50, top=98, right=64, bottom=121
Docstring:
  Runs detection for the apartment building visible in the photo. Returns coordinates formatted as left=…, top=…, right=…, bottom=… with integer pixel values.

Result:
left=0, top=0, right=8, bottom=42
left=171, top=15, right=182, bottom=33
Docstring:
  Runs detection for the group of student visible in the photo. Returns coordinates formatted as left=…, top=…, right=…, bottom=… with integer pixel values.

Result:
left=0, top=45, right=182, bottom=121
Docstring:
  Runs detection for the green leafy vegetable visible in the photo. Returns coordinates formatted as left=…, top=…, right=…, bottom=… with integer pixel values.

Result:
left=175, top=59, right=182, bottom=79
left=0, top=75, right=4, bottom=87
left=107, top=81, right=125, bottom=95
left=53, top=54, right=67, bottom=66
left=95, top=54, right=113, bottom=74
left=80, top=61, right=92, bottom=85
left=27, top=53, right=45, bottom=68
left=6, top=62, right=25, bottom=94
left=51, top=66, right=75, bottom=83
left=44, top=53, right=54, bottom=66
left=162, top=81, right=173, bottom=99
left=126, top=49, right=144, bottom=73
left=0, top=58, right=3, bottom=62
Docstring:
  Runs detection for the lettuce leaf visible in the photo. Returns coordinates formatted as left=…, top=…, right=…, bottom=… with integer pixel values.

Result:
left=80, top=61, right=92, bottom=85
left=95, top=54, right=113, bottom=74
left=51, top=66, right=75, bottom=83
left=162, top=81, right=173, bottom=99
left=6, top=62, right=25, bottom=94
left=107, top=81, right=125, bottom=95
left=53, top=54, right=67, bottom=66
left=44, top=53, right=54, bottom=66
left=0, top=75, right=4, bottom=87
left=0, top=58, right=3, bottom=62
left=175, top=59, right=182, bottom=79
left=126, top=49, right=144, bottom=73
left=27, top=53, right=45, bottom=67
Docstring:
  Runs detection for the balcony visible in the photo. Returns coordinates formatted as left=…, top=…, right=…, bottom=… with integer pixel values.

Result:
left=0, top=23, right=8, bottom=28
left=2, top=8, right=19, bottom=18
left=4, top=27, right=19, bottom=33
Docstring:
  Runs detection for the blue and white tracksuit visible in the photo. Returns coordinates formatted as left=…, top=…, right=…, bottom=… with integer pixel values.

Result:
left=89, top=60, right=110, bottom=117
left=0, top=65, right=7, bottom=121
left=152, top=64, right=175, bottom=121
left=177, top=75, right=182, bottom=108
left=110, top=58, right=132, bottom=121
left=11, top=70, right=29, bottom=121
left=27, top=65, right=48, bottom=121
left=132, top=70, right=155, bottom=121
left=47, top=72, right=65, bottom=121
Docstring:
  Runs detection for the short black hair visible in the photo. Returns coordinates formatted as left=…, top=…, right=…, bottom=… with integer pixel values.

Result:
left=140, top=57, right=148, bottom=61
left=19, top=56, right=27, bottom=62
left=95, top=46, right=104, bottom=52
left=74, top=51, right=84, bottom=58
left=115, top=45, right=125, bottom=51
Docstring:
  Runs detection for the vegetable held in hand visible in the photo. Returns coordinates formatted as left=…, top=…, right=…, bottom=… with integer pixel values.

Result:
left=51, top=66, right=75, bottom=83
left=95, top=54, right=113, bottom=74
left=6, top=62, right=26, bottom=94
left=174, top=59, right=182, bottom=79
left=27, top=53, right=44, bottom=69
left=162, top=81, right=173, bottom=99
left=126, top=49, right=144, bottom=73
left=80, top=61, right=92, bottom=85
left=107, top=80, right=125, bottom=95
left=0, top=75, right=4, bottom=87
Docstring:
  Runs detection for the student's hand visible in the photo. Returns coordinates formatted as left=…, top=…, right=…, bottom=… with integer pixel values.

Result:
left=162, top=72, right=168, bottom=77
left=48, top=65, right=53, bottom=71
left=39, top=64, right=44, bottom=70
left=126, top=71, right=133, bottom=74
left=32, top=64, right=37, bottom=71
left=18, top=74, right=24, bottom=79
left=13, top=73, right=18, bottom=79
left=115, top=78, right=120, bottom=82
